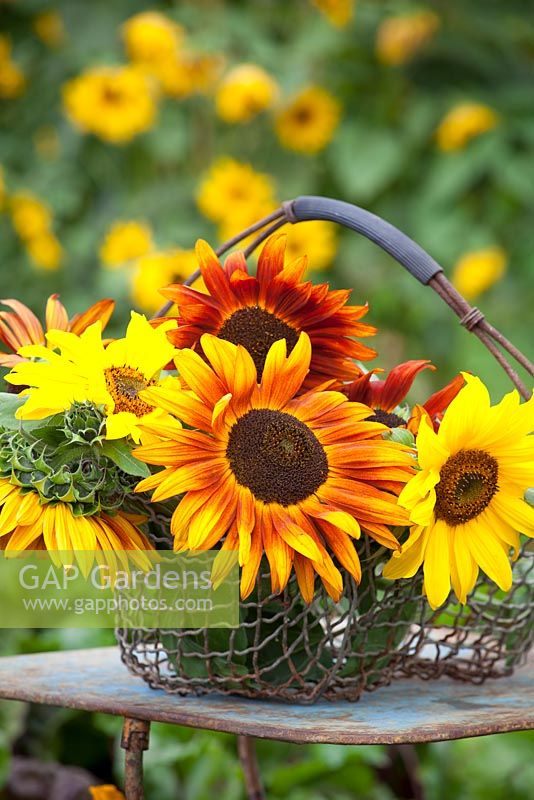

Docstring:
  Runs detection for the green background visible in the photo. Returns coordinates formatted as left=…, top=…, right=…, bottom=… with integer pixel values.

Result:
left=0, top=1, right=532, bottom=797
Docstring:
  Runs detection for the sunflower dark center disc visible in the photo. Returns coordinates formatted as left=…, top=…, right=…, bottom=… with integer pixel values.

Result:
left=104, top=366, right=154, bottom=417
left=435, top=448, right=498, bottom=526
left=226, top=409, right=328, bottom=506
left=367, top=409, right=407, bottom=428
left=218, top=306, right=299, bottom=380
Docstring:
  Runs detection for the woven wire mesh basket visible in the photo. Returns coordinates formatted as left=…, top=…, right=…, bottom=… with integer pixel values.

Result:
left=116, top=196, right=534, bottom=703
left=116, top=540, right=533, bottom=703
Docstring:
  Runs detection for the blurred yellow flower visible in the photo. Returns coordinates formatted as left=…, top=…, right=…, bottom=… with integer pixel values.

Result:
left=131, top=249, right=206, bottom=313
left=33, top=10, right=66, bottom=48
left=122, top=11, right=221, bottom=100
left=26, top=232, right=63, bottom=271
left=157, top=51, right=223, bottom=98
left=312, top=0, right=355, bottom=28
left=283, top=220, right=338, bottom=271
left=63, top=66, right=157, bottom=144
left=0, top=37, right=25, bottom=98
left=376, top=11, right=440, bottom=66
left=9, top=190, right=62, bottom=270
left=10, top=192, right=52, bottom=240
left=197, top=157, right=276, bottom=225
left=122, top=11, right=183, bottom=67
left=452, top=247, right=507, bottom=300
left=89, top=785, right=125, bottom=800
left=100, top=221, right=154, bottom=269
left=215, top=64, right=278, bottom=123
left=436, top=103, right=498, bottom=151
left=275, top=86, right=341, bottom=154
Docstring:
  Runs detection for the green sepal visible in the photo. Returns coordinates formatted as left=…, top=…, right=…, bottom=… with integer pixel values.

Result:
left=389, top=427, right=416, bottom=447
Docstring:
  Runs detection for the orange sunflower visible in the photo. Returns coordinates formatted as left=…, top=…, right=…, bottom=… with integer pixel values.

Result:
left=158, top=234, right=377, bottom=390
left=0, top=294, right=114, bottom=368
left=347, top=360, right=465, bottom=432
left=133, top=332, right=413, bottom=602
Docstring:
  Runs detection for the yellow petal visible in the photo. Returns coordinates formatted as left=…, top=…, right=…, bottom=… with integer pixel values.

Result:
left=423, top=519, right=451, bottom=609
left=382, top=528, right=427, bottom=580
left=466, top=516, right=513, bottom=592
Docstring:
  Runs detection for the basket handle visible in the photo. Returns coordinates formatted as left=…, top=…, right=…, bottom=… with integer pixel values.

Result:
left=285, top=196, right=442, bottom=285
left=154, top=195, right=533, bottom=399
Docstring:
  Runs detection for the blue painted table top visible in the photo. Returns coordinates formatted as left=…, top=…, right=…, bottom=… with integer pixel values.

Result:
left=0, top=647, right=531, bottom=745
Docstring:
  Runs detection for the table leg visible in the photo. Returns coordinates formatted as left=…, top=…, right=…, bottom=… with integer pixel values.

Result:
left=237, top=735, right=265, bottom=800
left=121, top=717, right=151, bottom=800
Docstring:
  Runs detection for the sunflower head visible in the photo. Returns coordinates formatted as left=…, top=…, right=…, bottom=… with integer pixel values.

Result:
left=5, top=311, right=179, bottom=443
left=160, top=234, right=377, bottom=391
left=134, top=331, right=413, bottom=603
left=347, top=360, right=465, bottom=433
left=384, top=374, right=534, bottom=608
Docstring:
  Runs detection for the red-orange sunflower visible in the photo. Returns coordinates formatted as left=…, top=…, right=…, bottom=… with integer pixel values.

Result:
left=347, top=360, right=465, bottom=432
left=158, top=234, right=377, bottom=390
left=133, top=332, right=413, bottom=602
left=0, top=294, right=115, bottom=368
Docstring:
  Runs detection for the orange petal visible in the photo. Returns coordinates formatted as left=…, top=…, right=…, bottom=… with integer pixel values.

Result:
left=69, top=298, right=115, bottom=335
left=45, top=294, right=69, bottom=332
left=174, top=348, right=226, bottom=409
left=373, top=360, right=435, bottom=412
left=270, top=505, right=322, bottom=560
left=423, top=373, right=466, bottom=430
left=1, top=299, right=44, bottom=346
left=240, top=528, right=263, bottom=599
left=195, top=239, right=238, bottom=313
left=293, top=553, right=316, bottom=604
left=256, top=233, right=286, bottom=292
left=317, top=520, right=362, bottom=583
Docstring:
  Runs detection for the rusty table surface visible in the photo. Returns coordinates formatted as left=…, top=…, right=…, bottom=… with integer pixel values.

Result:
left=0, top=647, right=531, bottom=745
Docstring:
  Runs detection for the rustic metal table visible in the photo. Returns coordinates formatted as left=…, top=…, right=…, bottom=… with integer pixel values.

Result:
left=0, top=647, right=531, bottom=799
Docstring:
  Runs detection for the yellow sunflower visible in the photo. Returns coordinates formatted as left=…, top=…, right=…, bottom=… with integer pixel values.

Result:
left=383, top=375, right=534, bottom=608
left=451, top=247, right=507, bottom=300
left=134, top=333, right=412, bottom=602
left=99, top=220, right=154, bottom=269
left=312, top=0, right=355, bottom=28
left=5, top=312, right=179, bottom=443
left=62, top=66, right=157, bottom=144
left=215, top=64, right=278, bottom=123
left=0, top=480, right=153, bottom=575
left=197, top=157, right=276, bottom=226
left=275, top=86, right=341, bottom=154
left=436, top=103, right=498, bottom=152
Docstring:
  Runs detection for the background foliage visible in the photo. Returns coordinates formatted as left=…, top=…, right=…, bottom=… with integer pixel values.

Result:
left=0, top=0, right=532, bottom=797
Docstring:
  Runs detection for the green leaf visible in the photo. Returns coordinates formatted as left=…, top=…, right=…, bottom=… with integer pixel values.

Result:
left=0, top=394, right=42, bottom=431
left=100, top=439, right=150, bottom=478
left=0, top=393, right=26, bottom=428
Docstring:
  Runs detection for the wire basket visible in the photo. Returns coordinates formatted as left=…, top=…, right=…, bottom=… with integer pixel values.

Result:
left=116, top=538, right=533, bottom=703
left=116, top=196, right=534, bottom=703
